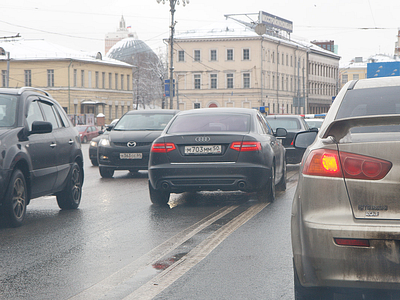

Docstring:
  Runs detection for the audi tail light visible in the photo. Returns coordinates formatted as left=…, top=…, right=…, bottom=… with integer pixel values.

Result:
left=151, top=143, right=176, bottom=153
left=230, top=141, right=261, bottom=152
left=302, top=149, right=392, bottom=180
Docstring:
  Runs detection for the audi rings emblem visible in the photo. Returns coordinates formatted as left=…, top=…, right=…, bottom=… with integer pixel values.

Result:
left=127, top=141, right=137, bottom=147
left=195, top=136, right=210, bottom=142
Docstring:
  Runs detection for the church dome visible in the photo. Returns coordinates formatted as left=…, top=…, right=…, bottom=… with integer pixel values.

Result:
left=106, top=38, right=157, bottom=65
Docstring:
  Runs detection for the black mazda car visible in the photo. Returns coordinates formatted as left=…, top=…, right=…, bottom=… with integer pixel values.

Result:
left=148, top=108, right=287, bottom=205
left=0, top=87, right=84, bottom=227
left=97, top=109, right=179, bottom=178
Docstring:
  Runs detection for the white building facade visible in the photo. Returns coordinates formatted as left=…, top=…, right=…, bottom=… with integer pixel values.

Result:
left=169, top=20, right=340, bottom=114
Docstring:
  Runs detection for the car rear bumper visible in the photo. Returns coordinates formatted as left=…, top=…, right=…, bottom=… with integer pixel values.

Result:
left=148, top=162, right=271, bottom=193
left=293, top=216, right=400, bottom=291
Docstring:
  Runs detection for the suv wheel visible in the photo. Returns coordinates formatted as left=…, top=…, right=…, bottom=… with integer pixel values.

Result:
left=3, top=169, right=27, bottom=227
left=56, top=162, right=83, bottom=209
left=149, top=181, right=170, bottom=206
left=99, top=166, right=114, bottom=178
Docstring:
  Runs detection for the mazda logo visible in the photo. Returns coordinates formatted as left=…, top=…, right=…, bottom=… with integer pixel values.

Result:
left=195, top=136, right=210, bottom=142
left=127, top=141, right=137, bottom=147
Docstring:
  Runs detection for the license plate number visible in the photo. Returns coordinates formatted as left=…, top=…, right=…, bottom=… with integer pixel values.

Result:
left=120, top=153, right=142, bottom=159
left=184, top=145, right=222, bottom=155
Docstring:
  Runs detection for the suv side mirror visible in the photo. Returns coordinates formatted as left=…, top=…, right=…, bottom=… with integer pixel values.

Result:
left=275, top=127, right=287, bottom=138
left=31, top=121, right=52, bottom=134
left=293, top=131, right=318, bottom=149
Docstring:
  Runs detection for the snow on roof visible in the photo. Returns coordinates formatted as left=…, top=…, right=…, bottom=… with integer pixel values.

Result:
left=0, top=39, right=132, bottom=67
left=341, top=54, right=400, bottom=69
left=174, top=19, right=340, bottom=59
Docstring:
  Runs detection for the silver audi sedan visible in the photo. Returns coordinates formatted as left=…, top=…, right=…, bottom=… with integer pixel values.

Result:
left=291, top=76, right=400, bottom=299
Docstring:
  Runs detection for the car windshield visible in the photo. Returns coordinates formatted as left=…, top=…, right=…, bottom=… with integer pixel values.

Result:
left=305, top=119, right=323, bottom=129
left=266, top=117, right=302, bottom=131
left=167, top=114, right=250, bottom=133
left=76, top=126, right=87, bottom=132
left=113, top=113, right=175, bottom=131
left=336, top=86, right=400, bottom=133
left=0, top=95, right=17, bottom=127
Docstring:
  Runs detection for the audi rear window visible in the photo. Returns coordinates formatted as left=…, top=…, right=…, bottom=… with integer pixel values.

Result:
left=167, top=114, right=250, bottom=133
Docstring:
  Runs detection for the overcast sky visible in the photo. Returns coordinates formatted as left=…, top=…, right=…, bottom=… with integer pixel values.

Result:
left=1, top=0, right=400, bottom=65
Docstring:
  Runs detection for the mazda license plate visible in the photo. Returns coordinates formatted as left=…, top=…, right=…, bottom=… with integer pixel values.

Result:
left=120, top=153, right=142, bottom=159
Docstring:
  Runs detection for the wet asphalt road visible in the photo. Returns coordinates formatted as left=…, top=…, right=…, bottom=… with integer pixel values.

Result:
left=0, top=143, right=298, bottom=299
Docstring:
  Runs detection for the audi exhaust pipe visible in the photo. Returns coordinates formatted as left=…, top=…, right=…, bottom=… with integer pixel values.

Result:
left=237, top=181, right=246, bottom=190
left=161, top=182, right=170, bottom=190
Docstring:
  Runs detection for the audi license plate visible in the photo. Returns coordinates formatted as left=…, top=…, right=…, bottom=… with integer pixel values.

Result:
left=184, top=145, right=222, bottom=155
left=120, top=153, right=142, bottom=159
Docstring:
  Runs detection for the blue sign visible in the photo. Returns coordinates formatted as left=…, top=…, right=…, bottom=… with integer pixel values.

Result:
left=164, top=79, right=175, bottom=97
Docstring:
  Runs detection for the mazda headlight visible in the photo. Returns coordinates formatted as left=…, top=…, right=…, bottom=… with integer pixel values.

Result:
left=99, top=138, right=110, bottom=146
left=90, top=140, right=98, bottom=147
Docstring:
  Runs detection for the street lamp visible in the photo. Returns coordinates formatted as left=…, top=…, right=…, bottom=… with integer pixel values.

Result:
left=156, top=0, right=190, bottom=110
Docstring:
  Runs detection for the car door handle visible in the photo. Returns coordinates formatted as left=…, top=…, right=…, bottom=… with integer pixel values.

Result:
left=69, top=139, right=74, bottom=145
left=50, top=143, right=57, bottom=148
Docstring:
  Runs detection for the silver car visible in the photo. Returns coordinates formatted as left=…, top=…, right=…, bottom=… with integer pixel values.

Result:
left=292, top=76, right=400, bottom=299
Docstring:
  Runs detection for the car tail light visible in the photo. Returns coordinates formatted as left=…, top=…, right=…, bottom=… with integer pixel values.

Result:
left=151, top=143, right=176, bottom=153
left=334, top=238, right=370, bottom=247
left=230, top=141, right=261, bottom=152
left=303, top=149, right=392, bottom=180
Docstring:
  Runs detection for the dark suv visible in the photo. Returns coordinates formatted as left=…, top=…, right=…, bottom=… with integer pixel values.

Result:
left=0, top=87, right=84, bottom=227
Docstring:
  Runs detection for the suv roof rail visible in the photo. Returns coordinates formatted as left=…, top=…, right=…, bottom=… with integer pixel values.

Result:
left=17, top=87, right=52, bottom=97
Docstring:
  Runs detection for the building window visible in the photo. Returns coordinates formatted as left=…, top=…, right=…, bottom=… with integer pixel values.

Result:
left=47, top=69, right=54, bottom=87
left=24, top=70, right=31, bottom=86
left=95, top=71, right=99, bottom=88
left=194, top=74, right=201, bottom=89
left=342, top=74, right=348, bottom=84
left=178, top=50, right=185, bottom=62
left=194, top=50, right=201, bottom=62
left=73, top=69, right=77, bottom=87
left=243, top=49, right=250, bottom=60
left=210, top=49, right=217, bottom=61
left=127, top=75, right=130, bottom=90
left=226, top=73, right=234, bottom=89
left=109, top=104, right=112, bottom=119
left=194, top=103, right=201, bottom=109
left=2, top=70, right=6, bottom=87
left=243, top=73, right=250, bottom=88
left=277, top=52, right=279, bottom=64
left=227, top=49, right=234, bottom=61
left=88, top=71, right=92, bottom=88
left=81, top=70, right=85, bottom=87
left=115, top=73, right=118, bottom=90
left=353, top=74, right=359, bottom=80
left=109, top=73, right=112, bottom=89
left=115, top=105, right=118, bottom=119
left=121, top=74, right=124, bottom=90
left=210, top=74, right=217, bottom=89
left=102, top=72, right=105, bottom=89
left=286, top=54, right=289, bottom=66
left=272, top=52, right=275, bottom=63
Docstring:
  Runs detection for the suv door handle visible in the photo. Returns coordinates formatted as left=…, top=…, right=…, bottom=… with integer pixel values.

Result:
left=50, top=143, right=57, bottom=148
left=69, top=139, right=74, bottom=144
